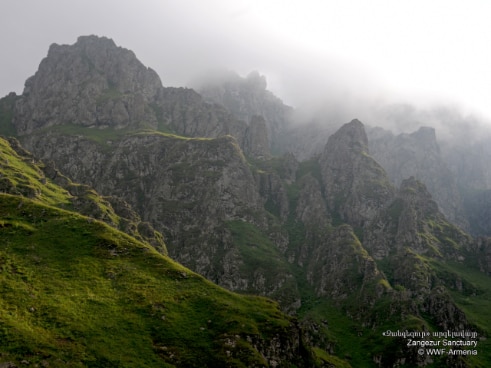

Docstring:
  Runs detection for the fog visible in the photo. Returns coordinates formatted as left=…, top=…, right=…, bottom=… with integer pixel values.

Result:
left=2, top=0, right=491, bottom=128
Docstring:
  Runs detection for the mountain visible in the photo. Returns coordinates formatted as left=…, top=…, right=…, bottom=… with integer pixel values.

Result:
left=192, top=69, right=294, bottom=155
left=365, top=104, right=491, bottom=236
left=319, top=119, right=394, bottom=228
left=10, top=35, right=269, bottom=159
left=367, top=126, right=469, bottom=231
left=1, top=35, right=491, bottom=367
left=0, top=135, right=165, bottom=253
left=0, top=135, right=320, bottom=367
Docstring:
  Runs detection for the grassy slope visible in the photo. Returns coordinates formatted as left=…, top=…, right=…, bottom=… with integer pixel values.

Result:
left=253, top=156, right=491, bottom=367
left=0, top=194, right=303, bottom=367
left=6, top=125, right=490, bottom=366
left=431, top=259, right=491, bottom=367
left=0, top=136, right=316, bottom=367
left=0, top=137, right=71, bottom=207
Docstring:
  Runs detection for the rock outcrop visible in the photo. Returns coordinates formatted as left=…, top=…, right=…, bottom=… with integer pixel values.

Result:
left=1, top=135, right=166, bottom=252
left=2, top=35, right=490, bottom=367
left=194, top=69, right=294, bottom=154
left=12, top=36, right=270, bottom=159
left=320, top=119, right=394, bottom=228
left=365, top=176, right=471, bottom=261
left=368, top=125, right=469, bottom=231
left=14, top=35, right=162, bottom=133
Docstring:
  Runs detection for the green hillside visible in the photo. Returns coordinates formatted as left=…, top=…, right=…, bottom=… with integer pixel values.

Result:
left=0, top=194, right=307, bottom=367
left=0, top=136, right=322, bottom=367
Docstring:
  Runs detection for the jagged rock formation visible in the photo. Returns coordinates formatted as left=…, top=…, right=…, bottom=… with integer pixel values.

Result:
left=365, top=177, right=471, bottom=261
left=306, top=224, right=386, bottom=300
left=363, top=177, right=475, bottom=336
left=368, top=126, right=469, bottom=231
left=12, top=36, right=269, bottom=159
left=14, top=36, right=162, bottom=133
left=0, top=135, right=166, bottom=252
left=194, top=69, right=294, bottom=154
left=320, top=119, right=394, bottom=228
left=0, top=178, right=317, bottom=367
left=2, top=35, right=491, bottom=367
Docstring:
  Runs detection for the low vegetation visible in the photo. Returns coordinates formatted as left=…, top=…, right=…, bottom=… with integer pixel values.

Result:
left=0, top=194, right=311, bottom=367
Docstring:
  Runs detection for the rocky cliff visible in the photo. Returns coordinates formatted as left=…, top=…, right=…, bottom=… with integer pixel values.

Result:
left=320, top=119, right=394, bottom=228
left=0, top=138, right=318, bottom=367
left=20, top=130, right=277, bottom=275
left=12, top=35, right=269, bottom=159
left=368, top=126, right=469, bottom=231
left=194, top=69, right=294, bottom=154
left=2, top=35, right=490, bottom=367
left=0, top=135, right=166, bottom=253
left=13, top=36, right=161, bottom=133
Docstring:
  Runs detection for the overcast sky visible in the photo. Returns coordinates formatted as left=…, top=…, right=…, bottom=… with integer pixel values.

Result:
left=2, top=0, right=491, bottom=121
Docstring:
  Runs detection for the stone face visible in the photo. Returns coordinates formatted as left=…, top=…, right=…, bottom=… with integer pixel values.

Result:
left=319, top=119, right=395, bottom=227
left=14, top=35, right=162, bottom=134
left=243, top=115, right=271, bottom=159
left=155, top=87, right=248, bottom=147
left=368, top=125, right=469, bottom=231
left=19, top=129, right=303, bottom=307
left=1, top=136, right=167, bottom=253
left=306, top=224, right=385, bottom=300
left=365, top=176, right=471, bottom=260
left=5, top=35, right=491, bottom=366
left=364, top=176, right=473, bottom=311
left=194, top=69, right=294, bottom=154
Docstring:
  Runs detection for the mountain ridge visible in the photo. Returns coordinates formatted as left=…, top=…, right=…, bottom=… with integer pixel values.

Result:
left=1, top=35, right=491, bottom=367
left=0, top=135, right=321, bottom=367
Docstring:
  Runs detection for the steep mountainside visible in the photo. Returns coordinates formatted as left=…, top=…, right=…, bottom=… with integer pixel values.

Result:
left=193, top=69, right=294, bottom=154
left=0, top=135, right=165, bottom=252
left=2, top=35, right=491, bottom=367
left=320, top=120, right=394, bottom=228
left=11, top=35, right=268, bottom=159
left=0, top=135, right=320, bottom=367
left=366, top=103, right=491, bottom=236
left=367, top=126, right=468, bottom=231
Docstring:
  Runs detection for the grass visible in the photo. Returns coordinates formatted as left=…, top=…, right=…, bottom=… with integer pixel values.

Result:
left=48, top=123, right=215, bottom=146
left=0, top=194, right=312, bottom=367
left=226, top=220, right=301, bottom=306
left=430, top=259, right=491, bottom=367
left=301, top=299, right=376, bottom=367
left=0, top=137, right=71, bottom=207
left=0, top=136, right=319, bottom=367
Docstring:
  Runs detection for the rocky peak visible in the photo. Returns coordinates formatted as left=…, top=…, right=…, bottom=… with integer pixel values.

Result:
left=411, top=126, right=439, bottom=150
left=365, top=176, right=469, bottom=260
left=31, top=35, right=162, bottom=98
left=326, top=118, right=368, bottom=155
left=320, top=119, right=394, bottom=227
left=14, top=35, right=162, bottom=134
left=368, top=125, right=468, bottom=231
left=11, top=36, right=263, bottom=157
left=194, top=69, right=293, bottom=154
left=398, top=176, right=441, bottom=219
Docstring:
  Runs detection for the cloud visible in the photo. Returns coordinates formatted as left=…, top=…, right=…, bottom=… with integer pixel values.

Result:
left=2, top=0, right=491, bottom=122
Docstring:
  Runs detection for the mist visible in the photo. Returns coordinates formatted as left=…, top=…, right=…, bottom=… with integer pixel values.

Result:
left=2, top=0, right=491, bottom=135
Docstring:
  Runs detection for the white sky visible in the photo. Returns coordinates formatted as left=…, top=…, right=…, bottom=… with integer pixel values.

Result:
left=1, top=0, right=491, bottom=119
